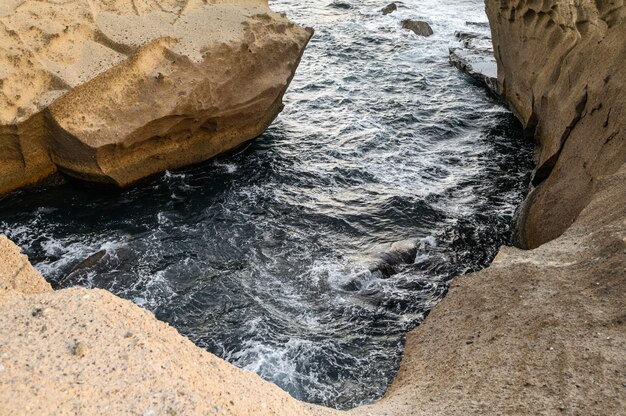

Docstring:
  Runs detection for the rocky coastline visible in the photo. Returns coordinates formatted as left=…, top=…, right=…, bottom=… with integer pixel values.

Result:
left=1, top=0, right=624, bottom=415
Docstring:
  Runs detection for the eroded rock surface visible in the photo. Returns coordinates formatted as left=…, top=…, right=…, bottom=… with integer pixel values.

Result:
left=382, top=3, right=398, bottom=15
left=486, top=0, right=626, bottom=248
left=449, top=31, right=499, bottom=95
left=0, top=0, right=312, bottom=195
left=0, top=235, right=320, bottom=416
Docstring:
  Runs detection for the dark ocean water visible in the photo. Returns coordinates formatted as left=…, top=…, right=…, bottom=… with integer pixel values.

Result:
left=0, top=0, right=533, bottom=409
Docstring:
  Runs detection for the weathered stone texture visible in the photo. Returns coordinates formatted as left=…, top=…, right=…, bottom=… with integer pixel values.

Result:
left=0, top=0, right=312, bottom=194
left=486, top=0, right=626, bottom=248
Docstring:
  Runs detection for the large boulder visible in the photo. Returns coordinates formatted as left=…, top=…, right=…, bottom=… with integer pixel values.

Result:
left=486, top=0, right=626, bottom=248
left=0, top=0, right=312, bottom=195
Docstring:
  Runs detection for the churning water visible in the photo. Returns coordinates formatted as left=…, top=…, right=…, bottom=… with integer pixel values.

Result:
left=0, top=0, right=533, bottom=409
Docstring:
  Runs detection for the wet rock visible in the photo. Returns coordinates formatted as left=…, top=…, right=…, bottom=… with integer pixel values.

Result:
left=358, top=239, right=419, bottom=278
left=382, top=3, right=398, bottom=15
left=402, top=20, right=434, bottom=37
left=465, top=21, right=489, bottom=29
left=449, top=31, right=499, bottom=96
left=454, top=30, right=490, bottom=47
left=449, top=49, right=499, bottom=95
left=57, top=250, right=107, bottom=287
left=329, top=1, right=352, bottom=9
left=0, top=1, right=313, bottom=196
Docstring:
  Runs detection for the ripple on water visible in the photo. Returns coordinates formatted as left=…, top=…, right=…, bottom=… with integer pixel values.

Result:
left=0, top=0, right=533, bottom=409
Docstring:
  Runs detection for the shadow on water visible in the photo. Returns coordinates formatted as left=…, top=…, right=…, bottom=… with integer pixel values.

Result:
left=0, top=0, right=534, bottom=409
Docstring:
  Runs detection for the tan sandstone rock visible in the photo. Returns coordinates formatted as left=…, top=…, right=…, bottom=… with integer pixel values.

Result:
left=486, top=0, right=626, bottom=248
left=0, top=0, right=312, bottom=194
left=0, top=236, right=320, bottom=415
left=0, top=235, right=52, bottom=295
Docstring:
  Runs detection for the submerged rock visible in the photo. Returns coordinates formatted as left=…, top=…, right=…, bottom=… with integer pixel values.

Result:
left=454, top=30, right=490, bottom=46
left=0, top=0, right=313, bottom=196
left=356, top=239, right=419, bottom=278
left=381, top=3, right=398, bottom=15
left=57, top=250, right=107, bottom=287
left=449, top=31, right=499, bottom=95
left=402, top=20, right=434, bottom=37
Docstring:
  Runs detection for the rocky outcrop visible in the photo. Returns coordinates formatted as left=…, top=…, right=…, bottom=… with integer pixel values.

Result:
left=486, top=0, right=626, bottom=248
left=402, top=20, right=434, bottom=36
left=0, top=0, right=312, bottom=195
left=0, top=235, right=321, bottom=416
left=449, top=31, right=499, bottom=95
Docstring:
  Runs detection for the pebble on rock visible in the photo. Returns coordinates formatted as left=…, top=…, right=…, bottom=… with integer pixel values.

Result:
left=73, top=341, right=89, bottom=358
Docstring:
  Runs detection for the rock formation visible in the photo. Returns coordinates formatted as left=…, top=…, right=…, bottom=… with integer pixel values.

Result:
left=0, top=236, right=320, bottom=416
left=401, top=20, right=434, bottom=36
left=0, top=0, right=312, bottom=196
left=486, top=0, right=626, bottom=248
left=449, top=31, right=499, bottom=95
left=0, top=0, right=624, bottom=415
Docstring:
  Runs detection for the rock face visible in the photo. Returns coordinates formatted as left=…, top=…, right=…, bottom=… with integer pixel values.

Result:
left=0, top=0, right=312, bottom=195
left=401, top=20, right=434, bottom=36
left=449, top=31, right=499, bottom=95
left=486, top=0, right=626, bottom=248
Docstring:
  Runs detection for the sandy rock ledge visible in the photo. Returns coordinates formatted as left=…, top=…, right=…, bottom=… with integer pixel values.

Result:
left=0, top=235, right=317, bottom=415
left=0, top=0, right=312, bottom=195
